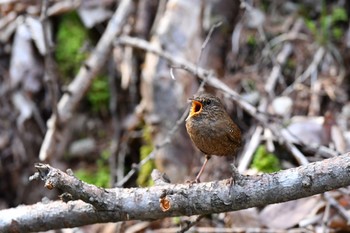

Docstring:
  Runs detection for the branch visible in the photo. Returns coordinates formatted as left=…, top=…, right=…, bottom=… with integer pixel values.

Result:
left=1, top=154, right=350, bottom=232
left=116, top=36, right=338, bottom=160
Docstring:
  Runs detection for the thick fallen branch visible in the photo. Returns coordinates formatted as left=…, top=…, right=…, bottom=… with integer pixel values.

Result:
left=1, top=154, right=350, bottom=232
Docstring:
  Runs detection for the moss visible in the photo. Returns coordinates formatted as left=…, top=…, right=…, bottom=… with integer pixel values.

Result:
left=55, top=12, right=89, bottom=80
left=303, top=2, right=348, bottom=45
left=251, top=145, right=281, bottom=173
left=56, top=12, right=110, bottom=114
left=247, top=34, right=257, bottom=47
left=172, top=217, right=181, bottom=225
left=86, top=74, right=110, bottom=114
left=137, top=125, right=156, bottom=187
left=75, top=150, right=110, bottom=188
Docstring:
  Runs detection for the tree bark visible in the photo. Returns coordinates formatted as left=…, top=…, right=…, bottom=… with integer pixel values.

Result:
left=1, top=153, right=350, bottom=232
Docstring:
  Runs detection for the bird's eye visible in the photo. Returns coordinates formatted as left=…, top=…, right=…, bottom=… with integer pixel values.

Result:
left=206, top=99, right=211, bottom=105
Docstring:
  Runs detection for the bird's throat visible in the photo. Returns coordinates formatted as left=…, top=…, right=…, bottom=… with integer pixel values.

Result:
left=187, top=100, right=202, bottom=120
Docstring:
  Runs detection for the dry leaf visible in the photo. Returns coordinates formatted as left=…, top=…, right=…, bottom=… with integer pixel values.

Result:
left=260, top=196, right=320, bottom=229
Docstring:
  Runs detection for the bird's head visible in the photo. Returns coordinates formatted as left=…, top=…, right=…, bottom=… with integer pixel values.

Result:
left=186, top=92, right=223, bottom=121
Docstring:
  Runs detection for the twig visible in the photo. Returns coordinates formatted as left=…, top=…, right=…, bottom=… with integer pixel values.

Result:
left=260, top=19, right=302, bottom=160
left=156, top=227, right=314, bottom=233
left=264, top=43, right=292, bottom=95
left=177, top=215, right=204, bottom=233
left=322, top=200, right=331, bottom=233
left=108, top=59, right=119, bottom=186
left=268, top=18, right=307, bottom=48
left=238, top=125, right=263, bottom=172
left=116, top=139, right=129, bottom=183
left=282, top=125, right=340, bottom=158
left=323, top=192, right=350, bottom=225
left=116, top=36, right=312, bottom=165
left=40, top=0, right=60, bottom=123
left=117, top=150, right=154, bottom=187
left=116, top=105, right=190, bottom=187
left=195, top=21, right=222, bottom=89
left=39, top=0, right=135, bottom=161
left=46, top=0, right=81, bottom=16
left=149, top=0, right=168, bottom=35
left=231, top=21, right=243, bottom=56
left=283, top=47, right=325, bottom=96
left=196, top=21, right=222, bottom=76
left=256, top=17, right=305, bottom=165
left=125, top=221, right=151, bottom=233
left=115, top=36, right=244, bottom=109
left=241, top=0, right=278, bottom=66
left=308, top=79, right=322, bottom=116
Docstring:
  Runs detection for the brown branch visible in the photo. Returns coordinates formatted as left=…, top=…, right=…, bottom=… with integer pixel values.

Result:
left=114, top=35, right=253, bottom=114
left=115, top=36, right=338, bottom=160
left=1, top=154, right=350, bottom=232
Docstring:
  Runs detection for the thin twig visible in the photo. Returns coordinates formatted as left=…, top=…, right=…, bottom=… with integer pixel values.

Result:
left=241, top=0, right=278, bottom=66
left=195, top=21, right=222, bottom=88
left=322, top=201, right=331, bottom=233
left=323, top=192, right=350, bottom=225
left=196, top=21, right=222, bottom=77
left=40, top=0, right=60, bottom=122
left=115, top=105, right=190, bottom=186
left=238, top=125, right=263, bottom=172
left=268, top=18, right=307, bottom=47
left=177, top=215, right=205, bottom=233
left=157, top=227, right=314, bottom=233
left=108, top=59, right=119, bottom=186
left=116, top=106, right=190, bottom=187
left=283, top=47, right=325, bottom=95
left=264, top=43, right=292, bottom=95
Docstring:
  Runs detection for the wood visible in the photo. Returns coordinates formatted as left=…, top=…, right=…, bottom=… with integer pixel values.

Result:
left=1, top=153, right=350, bottom=232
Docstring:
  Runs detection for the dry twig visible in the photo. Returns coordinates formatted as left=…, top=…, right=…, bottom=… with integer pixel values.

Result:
left=116, top=36, right=312, bottom=165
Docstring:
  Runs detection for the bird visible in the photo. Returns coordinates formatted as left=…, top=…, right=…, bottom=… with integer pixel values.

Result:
left=185, top=92, right=242, bottom=183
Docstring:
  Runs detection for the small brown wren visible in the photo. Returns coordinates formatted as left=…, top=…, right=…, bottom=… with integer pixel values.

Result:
left=185, top=92, right=242, bottom=182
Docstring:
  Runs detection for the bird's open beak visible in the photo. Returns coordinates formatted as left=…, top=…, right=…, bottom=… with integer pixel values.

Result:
left=186, top=100, right=202, bottom=121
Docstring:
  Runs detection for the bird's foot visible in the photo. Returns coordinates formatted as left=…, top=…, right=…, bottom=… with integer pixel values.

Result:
left=227, top=165, right=243, bottom=196
left=226, top=177, right=234, bottom=186
left=230, top=164, right=243, bottom=186
left=186, top=178, right=200, bottom=184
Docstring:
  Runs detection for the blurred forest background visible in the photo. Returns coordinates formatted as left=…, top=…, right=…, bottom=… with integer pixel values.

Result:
left=1, top=0, right=350, bottom=232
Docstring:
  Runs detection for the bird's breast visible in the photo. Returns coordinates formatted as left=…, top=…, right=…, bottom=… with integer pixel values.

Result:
left=185, top=117, right=240, bottom=156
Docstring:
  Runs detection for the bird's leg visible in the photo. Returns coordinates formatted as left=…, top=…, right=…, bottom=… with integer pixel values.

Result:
left=194, top=155, right=211, bottom=183
left=228, top=164, right=241, bottom=196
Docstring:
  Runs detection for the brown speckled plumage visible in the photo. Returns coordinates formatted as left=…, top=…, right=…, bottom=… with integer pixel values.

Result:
left=185, top=92, right=241, bottom=182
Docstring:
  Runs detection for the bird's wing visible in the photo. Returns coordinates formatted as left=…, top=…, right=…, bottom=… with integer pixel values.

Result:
left=226, top=124, right=241, bottom=146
